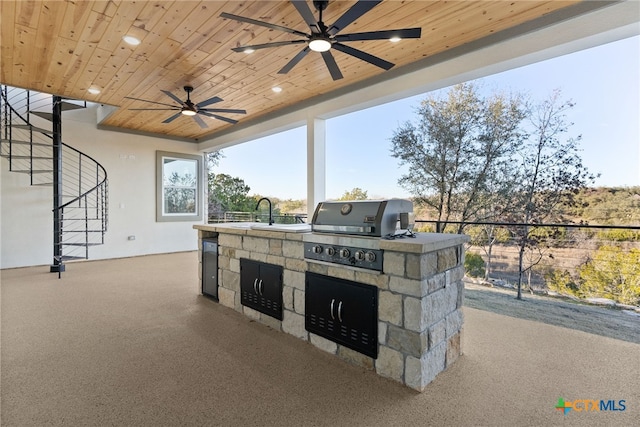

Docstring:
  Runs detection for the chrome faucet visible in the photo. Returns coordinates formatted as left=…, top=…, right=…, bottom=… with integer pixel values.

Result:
left=255, top=197, right=273, bottom=225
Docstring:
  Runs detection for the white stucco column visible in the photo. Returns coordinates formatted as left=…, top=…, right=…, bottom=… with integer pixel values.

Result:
left=306, top=117, right=326, bottom=219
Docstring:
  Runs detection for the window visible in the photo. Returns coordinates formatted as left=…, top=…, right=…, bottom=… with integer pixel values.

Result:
left=156, top=151, right=203, bottom=222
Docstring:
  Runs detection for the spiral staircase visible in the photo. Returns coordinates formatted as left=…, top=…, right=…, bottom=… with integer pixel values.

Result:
left=0, top=85, right=108, bottom=276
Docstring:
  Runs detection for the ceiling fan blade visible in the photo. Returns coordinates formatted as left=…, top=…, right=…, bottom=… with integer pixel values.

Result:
left=278, top=46, right=311, bottom=74
left=220, top=12, right=308, bottom=38
left=196, top=96, right=223, bottom=108
left=335, top=27, right=422, bottom=42
left=321, top=51, right=343, bottom=80
left=162, top=112, right=183, bottom=124
left=161, top=90, right=187, bottom=107
left=124, top=96, right=178, bottom=109
left=327, top=0, right=382, bottom=36
left=291, top=0, right=320, bottom=33
left=231, top=40, right=307, bottom=53
left=199, top=111, right=239, bottom=125
left=128, top=108, right=180, bottom=111
left=193, top=114, right=208, bottom=129
left=200, top=108, right=247, bottom=115
left=332, top=42, right=394, bottom=70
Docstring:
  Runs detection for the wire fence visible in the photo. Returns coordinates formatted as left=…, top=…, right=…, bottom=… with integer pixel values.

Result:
left=415, top=219, right=640, bottom=304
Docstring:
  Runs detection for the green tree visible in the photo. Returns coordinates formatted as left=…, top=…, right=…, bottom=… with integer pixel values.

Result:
left=209, top=174, right=255, bottom=213
left=338, top=187, right=368, bottom=201
left=466, top=225, right=511, bottom=280
left=464, top=252, right=486, bottom=278
left=279, top=199, right=305, bottom=213
left=390, top=82, right=526, bottom=233
left=509, top=90, right=597, bottom=299
left=578, top=246, right=640, bottom=306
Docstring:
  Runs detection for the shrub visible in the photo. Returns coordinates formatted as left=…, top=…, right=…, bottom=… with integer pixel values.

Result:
left=596, top=229, right=640, bottom=242
left=578, top=246, right=640, bottom=306
left=545, top=269, right=580, bottom=297
left=464, top=252, right=486, bottom=278
left=413, top=223, right=435, bottom=233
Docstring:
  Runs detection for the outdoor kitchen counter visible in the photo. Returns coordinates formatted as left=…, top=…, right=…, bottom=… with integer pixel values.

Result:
left=193, top=223, right=469, bottom=392
left=194, top=222, right=309, bottom=240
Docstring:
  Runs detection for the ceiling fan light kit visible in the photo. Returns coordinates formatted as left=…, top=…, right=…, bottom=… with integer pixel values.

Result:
left=309, top=37, right=332, bottom=52
left=221, top=0, right=421, bottom=81
left=125, top=85, right=246, bottom=129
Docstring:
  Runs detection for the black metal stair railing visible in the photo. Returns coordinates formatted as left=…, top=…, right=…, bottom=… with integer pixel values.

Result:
left=0, top=85, right=108, bottom=264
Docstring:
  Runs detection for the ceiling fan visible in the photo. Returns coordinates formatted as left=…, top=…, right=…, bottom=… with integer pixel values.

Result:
left=125, top=86, right=247, bottom=128
left=221, top=0, right=421, bottom=81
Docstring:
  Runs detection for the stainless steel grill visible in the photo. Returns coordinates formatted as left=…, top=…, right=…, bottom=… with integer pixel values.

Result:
left=304, top=199, right=414, bottom=271
left=310, top=199, right=414, bottom=237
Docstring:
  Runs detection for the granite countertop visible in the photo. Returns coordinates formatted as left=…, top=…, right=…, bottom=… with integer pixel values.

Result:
left=194, top=223, right=469, bottom=253
left=378, top=232, right=469, bottom=253
left=193, top=223, right=311, bottom=240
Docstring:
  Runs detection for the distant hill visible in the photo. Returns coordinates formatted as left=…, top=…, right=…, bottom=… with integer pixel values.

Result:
left=566, top=186, right=640, bottom=226
left=410, top=186, right=640, bottom=228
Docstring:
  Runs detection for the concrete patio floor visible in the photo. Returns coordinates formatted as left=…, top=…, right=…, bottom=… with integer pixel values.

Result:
left=1, top=251, right=638, bottom=426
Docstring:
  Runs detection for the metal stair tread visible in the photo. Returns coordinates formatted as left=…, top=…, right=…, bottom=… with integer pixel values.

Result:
left=9, top=124, right=52, bottom=135
left=59, top=101, right=85, bottom=111
left=59, top=255, right=87, bottom=261
left=30, top=102, right=84, bottom=122
left=29, top=111, right=54, bottom=121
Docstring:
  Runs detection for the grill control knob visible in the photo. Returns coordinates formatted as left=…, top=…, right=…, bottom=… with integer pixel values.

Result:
left=339, top=248, right=350, bottom=258
left=325, top=247, right=336, bottom=256
left=365, top=251, right=376, bottom=262
left=312, top=245, right=323, bottom=254
left=354, top=250, right=365, bottom=261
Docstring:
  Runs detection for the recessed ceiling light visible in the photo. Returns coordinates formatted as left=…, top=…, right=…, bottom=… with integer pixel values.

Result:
left=87, top=87, right=101, bottom=95
left=244, top=48, right=255, bottom=54
left=271, top=86, right=282, bottom=93
left=122, top=35, right=141, bottom=46
left=389, top=36, right=401, bottom=43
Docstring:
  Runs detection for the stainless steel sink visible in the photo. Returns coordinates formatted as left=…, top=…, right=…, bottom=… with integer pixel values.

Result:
left=224, top=222, right=311, bottom=233
left=250, top=224, right=311, bottom=233
left=227, top=222, right=256, bottom=228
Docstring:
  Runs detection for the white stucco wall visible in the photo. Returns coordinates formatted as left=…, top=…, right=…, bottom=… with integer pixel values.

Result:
left=0, top=105, right=204, bottom=269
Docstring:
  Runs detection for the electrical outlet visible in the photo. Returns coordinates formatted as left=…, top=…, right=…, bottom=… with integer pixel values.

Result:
left=127, top=235, right=136, bottom=241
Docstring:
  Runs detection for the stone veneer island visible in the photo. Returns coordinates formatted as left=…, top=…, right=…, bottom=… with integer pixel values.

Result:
left=194, top=223, right=469, bottom=392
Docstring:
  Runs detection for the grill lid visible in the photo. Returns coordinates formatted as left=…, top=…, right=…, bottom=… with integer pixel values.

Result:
left=311, top=199, right=413, bottom=237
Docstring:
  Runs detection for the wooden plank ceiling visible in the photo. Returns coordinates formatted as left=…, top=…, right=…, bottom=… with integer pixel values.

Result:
left=1, top=0, right=580, bottom=141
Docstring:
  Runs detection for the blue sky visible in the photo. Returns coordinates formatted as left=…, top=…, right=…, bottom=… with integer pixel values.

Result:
left=213, top=36, right=639, bottom=200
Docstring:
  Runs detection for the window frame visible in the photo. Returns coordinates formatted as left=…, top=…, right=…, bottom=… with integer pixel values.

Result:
left=156, top=151, right=203, bottom=222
